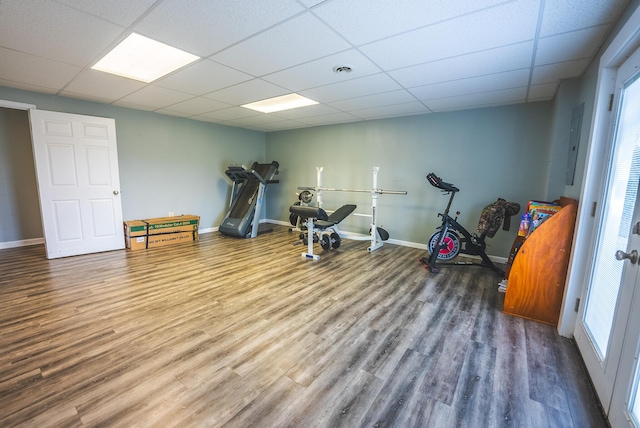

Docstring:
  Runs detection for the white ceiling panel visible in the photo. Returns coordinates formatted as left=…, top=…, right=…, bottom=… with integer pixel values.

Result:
left=0, top=48, right=81, bottom=90
left=204, top=79, right=289, bottom=105
left=425, top=87, right=527, bottom=111
left=117, top=85, right=193, bottom=109
left=262, top=50, right=381, bottom=91
left=61, top=69, right=146, bottom=102
left=257, top=119, right=312, bottom=131
left=300, top=74, right=403, bottom=103
left=0, top=0, right=631, bottom=131
left=313, top=0, right=510, bottom=46
left=197, top=106, right=262, bottom=122
left=297, top=112, right=363, bottom=126
left=271, top=104, right=344, bottom=120
left=154, top=109, right=192, bottom=118
left=55, top=0, right=157, bottom=27
left=360, top=0, right=540, bottom=71
left=535, top=25, right=610, bottom=66
left=155, top=60, right=254, bottom=96
left=135, top=0, right=304, bottom=57
left=0, top=78, right=59, bottom=95
left=0, top=0, right=125, bottom=66
left=210, top=13, right=352, bottom=76
left=161, top=97, right=231, bottom=116
left=329, top=90, right=418, bottom=111
left=111, top=100, right=158, bottom=111
left=390, top=42, right=534, bottom=88
left=531, top=59, right=591, bottom=85
left=351, top=102, right=431, bottom=120
left=540, top=0, right=630, bottom=37
left=409, top=69, right=530, bottom=101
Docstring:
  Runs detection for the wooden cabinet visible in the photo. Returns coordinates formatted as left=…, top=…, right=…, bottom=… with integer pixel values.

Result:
left=502, top=197, right=578, bottom=326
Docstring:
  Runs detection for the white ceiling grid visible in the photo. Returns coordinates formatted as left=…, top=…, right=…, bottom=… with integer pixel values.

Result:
left=0, top=0, right=631, bottom=131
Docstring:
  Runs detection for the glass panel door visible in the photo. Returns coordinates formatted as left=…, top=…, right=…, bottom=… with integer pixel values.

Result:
left=583, top=71, right=640, bottom=360
left=574, top=45, right=640, bottom=414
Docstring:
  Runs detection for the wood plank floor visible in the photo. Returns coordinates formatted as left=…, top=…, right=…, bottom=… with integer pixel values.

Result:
left=0, top=225, right=606, bottom=427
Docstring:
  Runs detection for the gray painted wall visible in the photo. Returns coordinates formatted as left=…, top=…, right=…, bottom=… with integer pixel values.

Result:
left=0, top=107, right=42, bottom=241
left=265, top=102, right=555, bottom=258
left=0, top=86, right=265, bottom=243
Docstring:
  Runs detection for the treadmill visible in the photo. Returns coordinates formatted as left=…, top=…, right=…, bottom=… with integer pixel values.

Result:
left=219, top=161, right=279, bottom=238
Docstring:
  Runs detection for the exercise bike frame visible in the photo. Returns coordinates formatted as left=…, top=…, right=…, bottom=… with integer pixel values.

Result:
left=421, top=173, right=504, bottom=276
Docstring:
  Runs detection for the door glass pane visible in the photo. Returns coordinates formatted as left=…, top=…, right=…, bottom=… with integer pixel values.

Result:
left=631, top=355, right=640, bottom=427
left=584, top=72, right=640, bottom=360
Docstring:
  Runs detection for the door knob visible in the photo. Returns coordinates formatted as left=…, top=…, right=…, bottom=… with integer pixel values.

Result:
left=113, top=190, right=120, bottom=195
left=615, top=249, right=638, bottom=264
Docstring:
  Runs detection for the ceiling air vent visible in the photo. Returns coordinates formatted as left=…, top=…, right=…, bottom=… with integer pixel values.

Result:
left=333, top=65, right=352, bottom=74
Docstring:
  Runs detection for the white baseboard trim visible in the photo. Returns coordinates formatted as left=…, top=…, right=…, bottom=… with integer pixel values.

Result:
left=0, top=237, right=44, bottom=249
left=264, top=219, right=507, bottom=263
left=198, top=227, right=218, bottom=234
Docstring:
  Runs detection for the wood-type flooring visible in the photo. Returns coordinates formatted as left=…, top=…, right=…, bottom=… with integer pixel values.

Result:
left=0, top=225, right=606, bottom=427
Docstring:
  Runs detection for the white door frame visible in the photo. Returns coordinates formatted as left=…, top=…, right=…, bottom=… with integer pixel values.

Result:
left=559, top=6, right=640, bottom=337
left=0, top=100, right=36, bottom=110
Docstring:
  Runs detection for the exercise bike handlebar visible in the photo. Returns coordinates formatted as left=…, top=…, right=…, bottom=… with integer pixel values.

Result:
left=427, top=173, right=459, bottom=193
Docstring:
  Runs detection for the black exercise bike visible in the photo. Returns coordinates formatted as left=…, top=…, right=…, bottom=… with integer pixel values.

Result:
left=420, top=173, right=504, bottom=275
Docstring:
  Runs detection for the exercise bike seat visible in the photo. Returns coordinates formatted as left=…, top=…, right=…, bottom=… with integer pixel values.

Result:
left=316, top=204, right=357, bottom=229
left=427, top=173, right=459, bottom=193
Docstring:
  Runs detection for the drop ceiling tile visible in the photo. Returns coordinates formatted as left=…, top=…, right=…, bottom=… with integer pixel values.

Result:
left=59, top=91, right=127, bottom=105
left=299, top=0, right=328, bottom=7
left=535, top=25, right=609, bottom=66
left=0, top=0, right=125, bottom=66
left=329, top=90, right=417, bottom=111
left=135, top=0, right=304, bottom=57
left=271, top=103, right=342, bottom=120
left=210, top=13, right=351, bottom=77
left=111, top=100, right=157, bottom=111
left=62, top=69, right=145, bottom=102
left=299, top=74, right=402, bottom=103
left=360, top=0, right=539, bottom=70
left=204, top=79, right=289, bottom=105
left=56, top=0, right=156, bottom=27
left=531, top=59, right=590, bottom=85
left=296, top=112, right=363, bottom=126
left=409, top=69, right=530, bottom=101
left=540, top=0, right=629, bottom=37
left=314, top=0, right=509, bottom=46
left=222, top=115, right=280, bottom=126
left=389, top=42, right=534, bottom=88
left=0, top=48, right=81, bottom=91
left=262, top=50, right=381, bottom=91
left=197, top=107, right=263, bottom=122
left=0, top=78, right=59, bottom=95
left=350, top=102, right=430, bottom=120
left=162, top=97, right=231, bottom=116
left=425, top=87, right=527, bottom=111
left=155, top=60, right=254, bottom=96
left=154, top=109, right=193, bottom=118
left=528, top=82, right=558, bottom=100
left=259, top=120, right=312, bottom=131
left=118, top=85, right=193, bottom=109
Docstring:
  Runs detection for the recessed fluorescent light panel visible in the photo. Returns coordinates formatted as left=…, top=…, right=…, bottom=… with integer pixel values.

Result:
left=241, top=94, right=318, bottom=113
left=92, top=33, right=199, bottom=83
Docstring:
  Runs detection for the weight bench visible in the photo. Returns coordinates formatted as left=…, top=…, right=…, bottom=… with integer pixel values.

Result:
left=289, top=204, right=356, bottom=260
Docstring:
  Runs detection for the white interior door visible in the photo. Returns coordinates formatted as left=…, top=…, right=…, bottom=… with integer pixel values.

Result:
left=29, top=109, right=124, bottom=259
left=574, top=46, right=640, bottom=415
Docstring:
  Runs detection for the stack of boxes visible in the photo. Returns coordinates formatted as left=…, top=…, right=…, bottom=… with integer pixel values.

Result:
left=124, top=215, right=200, bottom=250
